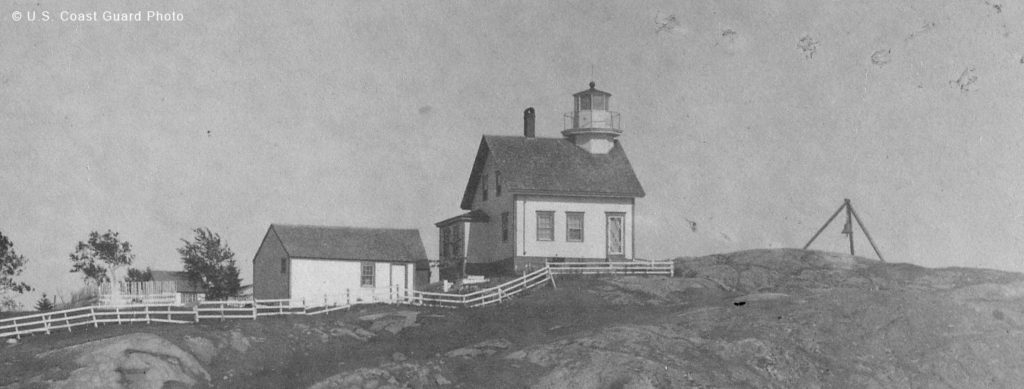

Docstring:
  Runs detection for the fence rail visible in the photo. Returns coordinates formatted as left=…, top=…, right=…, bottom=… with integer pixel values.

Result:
left=404, top=266, right=554, bottom=308
left=546, top=260, right=674, bottom=276
left=2, top=262, right=671, bottom=339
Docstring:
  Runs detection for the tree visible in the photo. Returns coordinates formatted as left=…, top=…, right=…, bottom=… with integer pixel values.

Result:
left=125, top=267, right=153, bottom=282
left=69, top=230, right=135, bottom=285
left=178, top=228, right=241, bottom=300
left=0, top=296, right=20, bottom=312
left=1, top=232, right=32, bottom=293
left=1, top=231, right=32, bottom=312
left=34, top=293, right=53, bottom=311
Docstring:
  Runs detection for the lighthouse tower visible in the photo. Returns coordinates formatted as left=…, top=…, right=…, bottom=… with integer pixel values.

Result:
left=562, top=82, right=622, bottom=154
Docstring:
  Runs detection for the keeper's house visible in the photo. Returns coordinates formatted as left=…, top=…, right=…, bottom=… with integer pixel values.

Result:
left=252, top=224, right=428, bottom=301
left=436, top=82, right=645, bottom=274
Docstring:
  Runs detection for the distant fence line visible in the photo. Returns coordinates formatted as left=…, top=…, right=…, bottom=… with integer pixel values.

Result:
left=1, top=260, right=674, bottom=340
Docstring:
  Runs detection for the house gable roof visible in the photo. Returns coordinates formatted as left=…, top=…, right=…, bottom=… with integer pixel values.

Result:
left=270, top=224, right=427, bottom=263
left=434, top=209, right=490, bottom=227
left=459, top=136, right=645, bottom=209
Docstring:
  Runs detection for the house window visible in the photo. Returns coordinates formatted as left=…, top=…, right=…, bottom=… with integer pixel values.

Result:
left=440, top=227, right=450, bottom=258
left=567, top=212, right=584, bottom=242
left=536, top=211, right=554, bottom=241
left=280, top=258, right=287, bottom=273
left=495, top=171, right=502, bottom=197
left=501, top=212, right=509, bottom=242
left=482, top=173, right=489, bottom=201
left=361, top=262, right=375, bottom=287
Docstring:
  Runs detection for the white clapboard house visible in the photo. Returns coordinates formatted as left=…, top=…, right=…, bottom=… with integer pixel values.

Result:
left=436, top=82, right=645, bottom=275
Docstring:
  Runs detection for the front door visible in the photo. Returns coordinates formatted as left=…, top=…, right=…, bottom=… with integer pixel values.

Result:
left=606, top=214, right=625, bottom=261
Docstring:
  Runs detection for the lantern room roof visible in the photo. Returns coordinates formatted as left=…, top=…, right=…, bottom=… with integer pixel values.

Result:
left=572, top=81, right=611, bottom=97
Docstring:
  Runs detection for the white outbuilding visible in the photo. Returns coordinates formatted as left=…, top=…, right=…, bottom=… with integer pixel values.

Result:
left=252, top=224, right=427, bottom=303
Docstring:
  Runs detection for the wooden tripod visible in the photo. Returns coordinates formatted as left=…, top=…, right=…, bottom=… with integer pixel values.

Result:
left=803, top=198, right=886, bottom=262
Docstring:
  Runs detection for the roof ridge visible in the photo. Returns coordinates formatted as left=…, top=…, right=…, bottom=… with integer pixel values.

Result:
left=484, top=134, right=566, bottom=140
left=270, top=223, right=419, bottom=232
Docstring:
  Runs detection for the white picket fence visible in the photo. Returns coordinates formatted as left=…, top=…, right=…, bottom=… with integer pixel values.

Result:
left=1, top=261, right=673, bottom=339
left=99, top=292, right=178, bottom=306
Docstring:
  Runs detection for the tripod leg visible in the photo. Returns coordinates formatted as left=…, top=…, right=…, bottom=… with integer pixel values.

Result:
left=849, top=204, right=885, bottom=262
left=804, top=201, right=847, bottom=250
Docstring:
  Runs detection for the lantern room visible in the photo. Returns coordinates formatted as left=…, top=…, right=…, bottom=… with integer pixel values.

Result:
left=562, top=82, right=622, bottom=154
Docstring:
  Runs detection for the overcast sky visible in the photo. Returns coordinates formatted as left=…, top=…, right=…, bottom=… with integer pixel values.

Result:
left=2, top=0, right=1022, bottom=307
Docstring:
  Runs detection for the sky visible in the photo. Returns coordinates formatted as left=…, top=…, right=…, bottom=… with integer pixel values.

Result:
left=2, top=0, right=1023, bottom=308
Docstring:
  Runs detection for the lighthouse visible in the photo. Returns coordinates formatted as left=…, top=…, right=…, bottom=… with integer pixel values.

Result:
left=561, top=82, right=622, bottom=154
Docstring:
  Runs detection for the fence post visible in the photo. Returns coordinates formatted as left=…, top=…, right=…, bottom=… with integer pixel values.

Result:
left=116, top=307, right=121, bottom=325
left=522, top=271, right=527, bottom=291
left=65, top=311, right=72, bottom=333
left=145, top=305, right=151, bottom=324
left=91, top=307, right=97, bottom=328
left=548, top=266, right=557, bottom=289
left=252, top=297, right=257, bottom=320
left=671, top=262, right=675, bottom=277
left=13, top=318, right=20, bottom=339
left=220, top=302, right=225, bottom=321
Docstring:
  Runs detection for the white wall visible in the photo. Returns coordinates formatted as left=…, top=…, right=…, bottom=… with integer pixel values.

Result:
left=516, top=195, right=634, bottom=259
left=290, top=259, right=414, bottom=302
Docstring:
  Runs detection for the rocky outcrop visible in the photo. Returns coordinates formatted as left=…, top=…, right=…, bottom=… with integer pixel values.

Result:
left=45, top=333, right=210, bottom=389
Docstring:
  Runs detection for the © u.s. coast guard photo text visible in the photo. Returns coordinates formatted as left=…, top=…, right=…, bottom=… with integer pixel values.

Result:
left=10, top=10, right=183, bottom=23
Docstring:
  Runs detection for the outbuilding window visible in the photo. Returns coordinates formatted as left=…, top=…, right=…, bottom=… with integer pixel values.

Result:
left=280, top=258, right=287, bottom=273
left=537, top=211, right=554, bottom=241
left=361, top=262, right=375, bottom=287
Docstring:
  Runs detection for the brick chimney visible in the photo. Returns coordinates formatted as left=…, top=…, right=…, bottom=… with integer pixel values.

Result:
left=524, top=107, right=535, bottom=138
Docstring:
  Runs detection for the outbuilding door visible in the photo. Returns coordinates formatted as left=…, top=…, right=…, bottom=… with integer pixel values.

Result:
left=390, top=264, right=407, bottom=290
left=390, top=264, right=408, bottom=303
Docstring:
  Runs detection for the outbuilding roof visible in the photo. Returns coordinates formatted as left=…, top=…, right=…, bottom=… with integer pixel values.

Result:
left=460, top=136, right=645, bottom=209
left=270, top=224, right=427, bottom=263
left=150, top=270, right=207, bottom=294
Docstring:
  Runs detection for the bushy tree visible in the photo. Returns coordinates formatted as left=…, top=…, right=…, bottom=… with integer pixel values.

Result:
left=69, top=230, right=135, bottom=285
left=0, top=296, right=20, bottom=312
left=34, top=293, right=53, bottom=311
left=178, top=228, right=241, bottom=300
left=1, top=231, right=32, bottom=312
left=125, top=267, right=153, bottom=282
